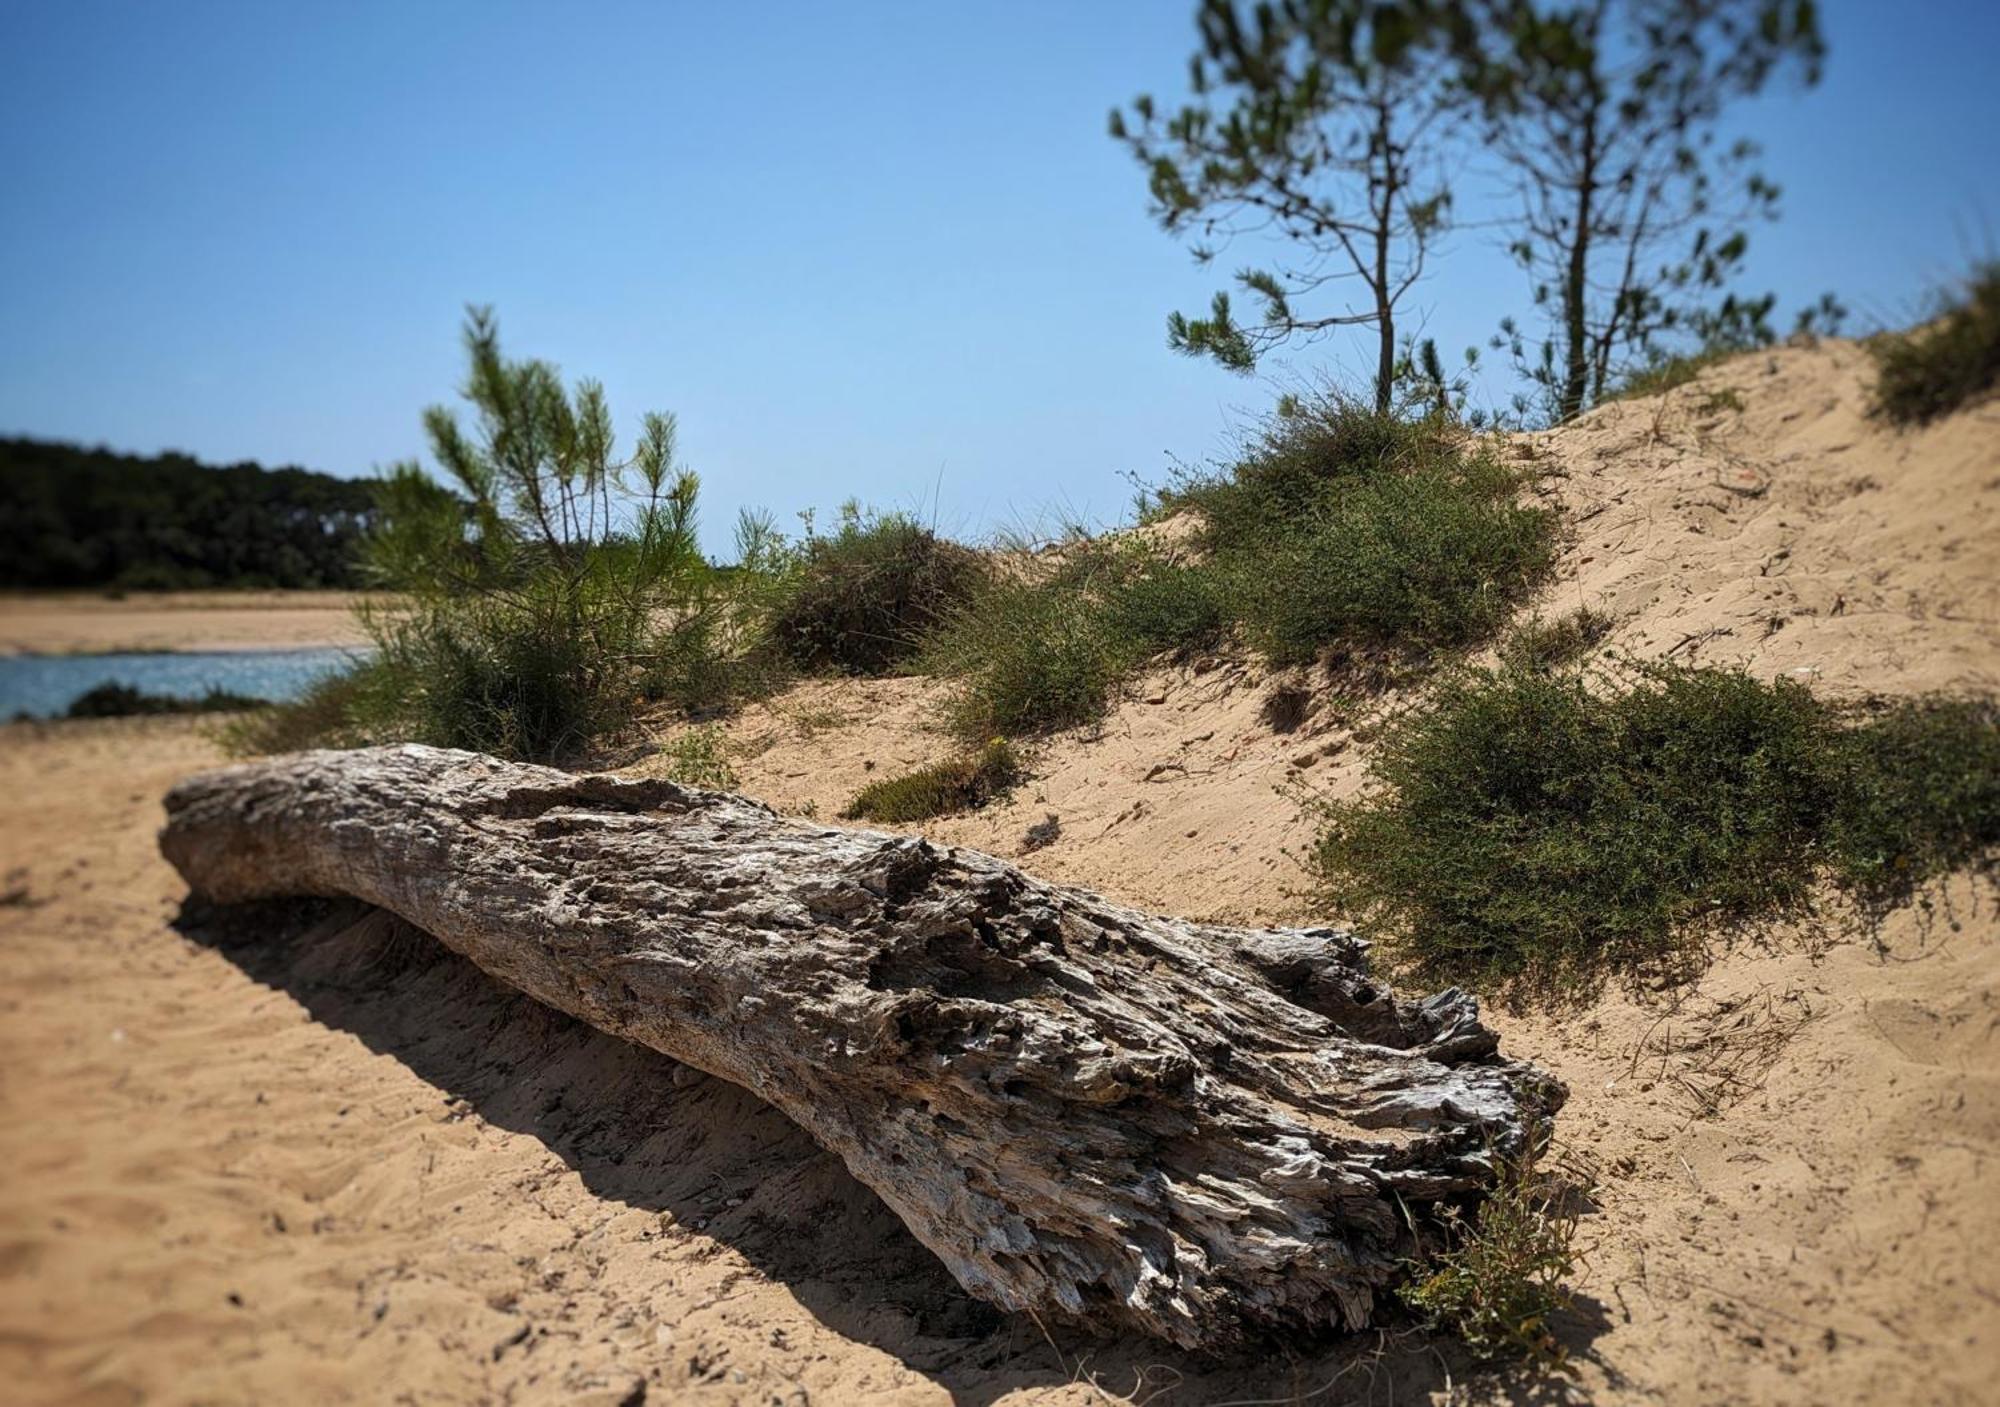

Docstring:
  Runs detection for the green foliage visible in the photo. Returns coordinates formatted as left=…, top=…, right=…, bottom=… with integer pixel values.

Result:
left=1463, top=1, right=1826, bottom=420
left=1310, top=662, right=2000, bottom=995
left=1872, top=264, right=2000, bottom=426
left=656, top=724, right=738, bottom=790
left=63, top=681, right=270, bottom=718
left=1823, top=697, right=2000, bottom=906
left=923, top=398, right=1552, bottom=737
left=923, top=568, right=1136, bottom=738
left=0, top=437, right=375, bottom=589
left=1401, top=1141, right=1581, bottom=1371
left=765, top=504, right=987, bottom=676
left=242, top=309, right=734, bottom=762
left=1175, top=395, right=1557, bottom=666
left=841, top=739, right=1023, bottom=824
left=921, top=526, right=1232, bottom=738
left=1497, top=607, right=1615, bottom=672
left=1113, top=1, right=1458, bottom=407
left=1097, top=549, right=1232, bottom=656
left=219, top=665, right=399, bottom=756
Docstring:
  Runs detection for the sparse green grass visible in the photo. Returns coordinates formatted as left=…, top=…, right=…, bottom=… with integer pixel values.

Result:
left=1401, top=1139, right=1582, bottom=1372
left=657, top=723, right=738, bottom=789
left=780, top=702, right=854, bottom=738
left=921, top=532, right=1234, bottom=739
left=841, top=738, right=1023, bottom=823
left=1872, top=263, right=2000, bottom=425
left=766, top=507, right=987, bottom=676
left=1610, top=346, right=1734, bottom=402
left=1308, top=661, right=2000, bottom=996
left=923, top=398, right=1555, bottom=737
left=1497, top=607, right=1615, bottom=673
left=220, top=663, right=401, bottom=755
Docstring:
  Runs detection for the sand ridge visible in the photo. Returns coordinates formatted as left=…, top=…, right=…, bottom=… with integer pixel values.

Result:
left=1, top=339, right=1997, bottom=1404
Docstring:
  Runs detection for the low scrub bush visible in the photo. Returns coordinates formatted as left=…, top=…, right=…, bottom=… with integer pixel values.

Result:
left=1169, top=396, right=1556, bottom=667
left=922, top=539, right=1223, bottom=738
left=841, top=738, right=1022, bottom=823
left=1309, top=661, right=2000, bottom=994
left=923, top=398, right=1554, bottom=737
left=1497, top=607, right=1615, bottom=673
left=924, top=576, right=1122, bottom=737
left=765, top=505, right=987, bottom=675
left=235, top=309, right=737, bottom=761
left=656, top=723, right=738, bottom=789
left=1822, top=696, right=2000, bottom=904
left=1872, top=263, right=2000, bottom=425
left=1401, top=1139, right=1582, bottom=1372
left=66, top=681, right=269, bottom=718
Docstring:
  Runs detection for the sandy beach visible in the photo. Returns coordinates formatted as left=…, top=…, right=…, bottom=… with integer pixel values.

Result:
left=0, top=592, right=374, bottom=656
left=2, top=342, right=1998, bottom=1405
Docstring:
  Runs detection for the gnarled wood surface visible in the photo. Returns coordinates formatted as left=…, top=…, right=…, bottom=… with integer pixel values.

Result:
left=160, top=744, right=1563, bottom=1349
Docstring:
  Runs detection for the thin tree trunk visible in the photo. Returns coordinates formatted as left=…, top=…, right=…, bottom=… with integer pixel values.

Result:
left=1374, top=99, right=1399, bottom=414
left=1561, top=102, right=1598, bottom=422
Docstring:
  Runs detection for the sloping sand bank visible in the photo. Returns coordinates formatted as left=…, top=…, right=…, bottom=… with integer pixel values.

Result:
left=2, top=341, right=1997, bottom=1404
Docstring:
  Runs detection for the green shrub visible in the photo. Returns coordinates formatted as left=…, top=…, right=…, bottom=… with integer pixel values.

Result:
left=656, top=723, right=738, bottom=789
left=763, top=505, right=986, bottom=676
left=1169, top=396, right=1457, bottom=540
left=921, top=398, right=1554, bottom=738
left=1098, top=550, right=1232, bottom=657
left=235, top=309, right=736, bottom=761
left=1172, top=396, right=1556, bottom=666
left=65, top=682, right=269, bottom=718
left=1227, top=457, right=1556, bottom=667
left=1872, top=263, right=2000, bottom=425
left=1401, top=1140, right=1581, bottom=1371
left=1497, top=607, right=1615, bottom=673
left=841, top=739, right=1023, bottom=823
left=1823, top=697, right=2000, bottom=906
left=923, top=573, right=1132, bottom=738
left=1310, top=662, right=2000, bottom=994
left=918, top=533, right=1227, bottom=739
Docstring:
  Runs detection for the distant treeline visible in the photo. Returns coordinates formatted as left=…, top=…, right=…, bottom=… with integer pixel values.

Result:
left=0, top=437, right=376, bottom=589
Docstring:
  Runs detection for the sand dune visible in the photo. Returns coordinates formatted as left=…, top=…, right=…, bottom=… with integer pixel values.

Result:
left=2, top=341, right=1997, bottom=1404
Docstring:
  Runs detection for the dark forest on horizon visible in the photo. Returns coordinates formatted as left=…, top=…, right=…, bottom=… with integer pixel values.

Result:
left=0, top=437, right=375, bottom=590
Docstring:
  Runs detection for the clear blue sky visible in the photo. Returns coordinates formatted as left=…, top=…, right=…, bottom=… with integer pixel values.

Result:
left=3, top=0, right=1995, bottom=554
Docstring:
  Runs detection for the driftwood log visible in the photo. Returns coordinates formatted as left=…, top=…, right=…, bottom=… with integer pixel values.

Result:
left=160, top=744, right=1563, bottom=1350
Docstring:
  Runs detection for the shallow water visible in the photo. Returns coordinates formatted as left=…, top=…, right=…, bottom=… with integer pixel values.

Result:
left=0, top=647, right=359, bottom=719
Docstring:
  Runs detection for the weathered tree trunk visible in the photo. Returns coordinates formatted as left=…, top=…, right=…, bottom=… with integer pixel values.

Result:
left=160, top=744, right=1562, bottom=1350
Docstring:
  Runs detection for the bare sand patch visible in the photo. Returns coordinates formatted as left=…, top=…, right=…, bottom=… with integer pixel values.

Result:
left=0, top=591, right=373, bottom=655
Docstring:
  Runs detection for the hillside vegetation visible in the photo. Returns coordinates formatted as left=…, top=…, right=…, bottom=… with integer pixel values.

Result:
left=0, top=437, right=375, bottom=589
left=600, top=332, right=1999, bottom=1403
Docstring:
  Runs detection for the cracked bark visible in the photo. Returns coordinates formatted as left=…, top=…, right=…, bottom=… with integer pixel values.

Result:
left=160, top=744, right=1563, bottom=1349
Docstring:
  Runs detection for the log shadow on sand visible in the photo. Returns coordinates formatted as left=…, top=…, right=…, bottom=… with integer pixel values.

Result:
left=176, top=896, right=1610, bottom=1406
